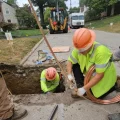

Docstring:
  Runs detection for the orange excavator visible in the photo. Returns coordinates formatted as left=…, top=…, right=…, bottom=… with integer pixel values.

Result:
left=49, top=0, right=68, bottom=34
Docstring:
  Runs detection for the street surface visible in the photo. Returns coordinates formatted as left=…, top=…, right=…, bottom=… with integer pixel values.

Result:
left=23, top=29, right=120, bottom=74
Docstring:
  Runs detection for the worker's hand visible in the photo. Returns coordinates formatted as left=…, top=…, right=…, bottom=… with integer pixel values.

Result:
left=67, top=74, right=75, bottom=89
left=67, top=74, right=74, bottom=82
left=77, top=87, right=86, bottom=96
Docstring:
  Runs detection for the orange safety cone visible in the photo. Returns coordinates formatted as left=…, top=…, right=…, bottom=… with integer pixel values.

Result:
left=68, top=26, right=71, bottom=32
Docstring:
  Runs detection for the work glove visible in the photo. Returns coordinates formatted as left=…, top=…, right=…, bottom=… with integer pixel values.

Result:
left=77, top=87, right=86, bottom=96
left=67, top=74, right=75, bottom=89
left=67, top=74, right=74, bottom=82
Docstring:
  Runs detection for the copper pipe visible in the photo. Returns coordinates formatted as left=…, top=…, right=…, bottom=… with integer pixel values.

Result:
left=84, top=65, right=120, bottom=104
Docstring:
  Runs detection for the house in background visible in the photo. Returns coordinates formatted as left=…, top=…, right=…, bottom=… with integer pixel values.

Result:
left=0, top=0, right=18, bottom=24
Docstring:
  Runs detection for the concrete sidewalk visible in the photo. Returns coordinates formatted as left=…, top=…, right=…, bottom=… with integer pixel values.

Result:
left=14, top=91, right=120, bottom=120
left=22, top=32, right=74, bottom=66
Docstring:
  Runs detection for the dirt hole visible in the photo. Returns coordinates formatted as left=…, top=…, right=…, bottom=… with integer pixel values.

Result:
left=0, top=64, right=65, bottom=94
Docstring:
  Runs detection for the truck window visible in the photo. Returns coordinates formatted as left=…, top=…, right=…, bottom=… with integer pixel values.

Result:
left=72, top=16, right=78, bottom=20
left=79, top=15, right=84, bottom=20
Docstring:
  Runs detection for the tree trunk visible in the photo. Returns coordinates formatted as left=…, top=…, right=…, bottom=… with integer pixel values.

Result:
left=111, top=4, right=115, bottom=16
left=39, top=5, right=44, bottom=25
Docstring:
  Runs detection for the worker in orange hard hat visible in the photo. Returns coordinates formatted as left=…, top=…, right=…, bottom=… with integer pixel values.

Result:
left=40, top=67, right=63, bottom=93
left=67, top=28, right=117, bottom=98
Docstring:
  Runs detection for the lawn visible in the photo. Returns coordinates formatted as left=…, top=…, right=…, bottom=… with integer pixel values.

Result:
left=11, top=29, right=48, bottom=37
left=0, top=29, right=48, bottom=37
left=86, top=15, right=120, bottom=33
left=0, top=37, right=42, bottom=64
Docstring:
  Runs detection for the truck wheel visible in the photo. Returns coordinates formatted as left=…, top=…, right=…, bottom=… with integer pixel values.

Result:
left=63, top=24, right=68, bottom=33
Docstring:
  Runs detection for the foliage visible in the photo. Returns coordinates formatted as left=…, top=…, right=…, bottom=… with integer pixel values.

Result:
left=108, top=0, right=118, bottom=15
left=80, top=0, right=119, bottom=17
left=11, top=29, right=48, bottom=37
left=69, top=7, right=80, bottom=14
left=0, top=22, right=17, bottom=32
left=7, top=0, right=16, bottom=5
left=85, top=9, right=100, bottom=21
left=80, top=0, right=91, bottom=7
left=16, top=4, right=36, bottom=29
left=44, top=7, right=50, bottom=24
left=108, top=0, right=118, bottom=5
left=58, top=0, right=68, bottom=9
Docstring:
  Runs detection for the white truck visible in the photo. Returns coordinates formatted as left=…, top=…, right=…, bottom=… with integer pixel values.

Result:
left=68, top=13, right=84, bottom=28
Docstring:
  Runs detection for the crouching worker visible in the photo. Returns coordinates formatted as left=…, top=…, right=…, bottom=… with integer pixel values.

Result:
left=67, top=28, right=117, bottom=99
left=40, top=67, right=60, bottom=93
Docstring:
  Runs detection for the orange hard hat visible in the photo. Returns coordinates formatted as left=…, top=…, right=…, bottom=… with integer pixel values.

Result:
left=73, top=28, right=96, bottom=52
left=45, top=67, right=57, bottom=80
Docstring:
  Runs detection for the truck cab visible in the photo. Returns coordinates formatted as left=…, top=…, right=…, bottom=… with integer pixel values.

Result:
left=68, top=13, right=84, bottom=28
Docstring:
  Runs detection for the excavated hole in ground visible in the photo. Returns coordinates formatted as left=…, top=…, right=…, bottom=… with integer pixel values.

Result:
left=0, top=64, right=66, bottom=94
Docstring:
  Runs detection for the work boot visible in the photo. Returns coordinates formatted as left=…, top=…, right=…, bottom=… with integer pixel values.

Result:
left=11, top=105, right=27, bottom=120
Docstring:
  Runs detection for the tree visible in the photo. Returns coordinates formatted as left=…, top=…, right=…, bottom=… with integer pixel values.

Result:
left=16, top=4, right=36, bottom=28
left=108, top=0, right=118, bottom=16
left=80, top=0, right=119, bottom=16
left=80, top=0, right=108, bottom=18
left=31, top=0, right=68, bottom=25
left=69, top=7, right=80, bottom=14
left=80, top=0, right=91, bottom=7
left=44, top=7, right=50, bottom=24
left=7, top=0, right=16, bottom=5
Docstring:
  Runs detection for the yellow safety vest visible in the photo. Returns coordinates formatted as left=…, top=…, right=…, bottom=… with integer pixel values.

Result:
left=40, top=70, right=60, bottom=93
left=68, top=41, right=117, bottom=98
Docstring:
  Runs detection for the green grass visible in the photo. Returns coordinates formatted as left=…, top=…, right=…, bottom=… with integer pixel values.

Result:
left=86, top=15, right=120, bottom=33
left=0, top=29, right=48, bottom=37
left=11, top=29, right=48, bottom=37
left=0, top=29, right=49, bottom=64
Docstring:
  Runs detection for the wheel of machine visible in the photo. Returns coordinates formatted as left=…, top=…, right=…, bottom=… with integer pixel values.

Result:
left=49, top=25, right=54, bottom=34
left=63, top=24, right=68, bottom=33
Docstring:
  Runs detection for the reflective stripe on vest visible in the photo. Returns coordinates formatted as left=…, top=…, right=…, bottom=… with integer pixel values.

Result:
left=70, top=54, right=78, bottom=63
left=95, top=62, right=110, bottom=68
left=90, top=43, right=111, bottom=69
left=41, top=78, right=46, bottom=81
left=90, top=43, right=101, bottom=58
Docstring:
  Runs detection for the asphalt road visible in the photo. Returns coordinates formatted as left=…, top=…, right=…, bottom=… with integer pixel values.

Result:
left=23, top=29, right=120, bottom=74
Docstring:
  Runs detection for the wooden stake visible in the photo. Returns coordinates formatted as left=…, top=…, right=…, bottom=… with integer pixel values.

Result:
left=28, top=0, right=72, bottom=89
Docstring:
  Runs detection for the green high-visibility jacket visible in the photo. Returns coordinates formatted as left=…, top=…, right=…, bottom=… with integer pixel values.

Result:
left=68, top=41, right=117, bottom=98
left=40, top=70, right=60, bottom=93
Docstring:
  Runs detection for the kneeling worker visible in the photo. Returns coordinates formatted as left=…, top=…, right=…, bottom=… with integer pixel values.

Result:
left=67, top=28, right=117, bottom=98
left=40, top=67, right=60, bottom=93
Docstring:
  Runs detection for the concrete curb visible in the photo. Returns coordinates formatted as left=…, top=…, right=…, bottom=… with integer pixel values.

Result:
left=20, top=33, right=49, bottom=66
